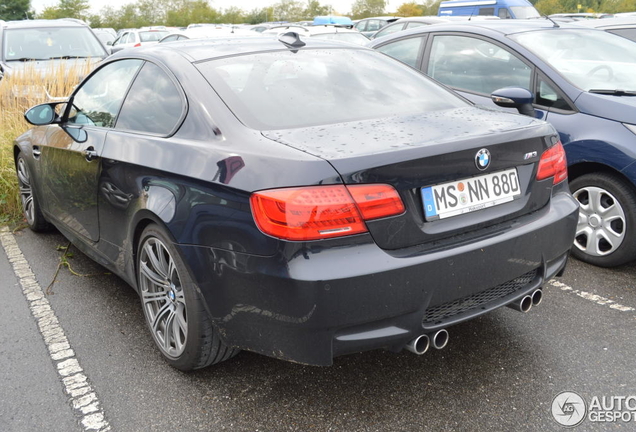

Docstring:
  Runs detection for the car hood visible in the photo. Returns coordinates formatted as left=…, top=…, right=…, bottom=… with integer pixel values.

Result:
left=2, top=57, right=103, bottom=77
left=262, top=106, right=553, bottom=162
left=575, top=91, right=636, bottom=124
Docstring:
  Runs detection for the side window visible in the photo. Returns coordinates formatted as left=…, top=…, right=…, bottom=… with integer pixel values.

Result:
left=161, top=35, right=179, bottom=43
left=479, top=7, right=495, bottom=15
left=116, top=62, right=184, bottom=135
left=366, top=20, right=382, bottom=32
left=355, top=21, right=367, bottom=32
left=67, top=59, right=143, bottom=127
left=535, top=76, right=573, bottom=111
left=376, top=37, right=425, bottom=68
left=427, top=35, right=531, bottom=95
left=120, top=33, right=130, bottom=44
left=499, top=8, right=512, bottom=19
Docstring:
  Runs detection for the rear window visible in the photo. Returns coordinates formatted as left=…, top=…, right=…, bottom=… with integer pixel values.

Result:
left=139, top=31, right=168, bottom=42
left=196, top=48, right=467, bottom=130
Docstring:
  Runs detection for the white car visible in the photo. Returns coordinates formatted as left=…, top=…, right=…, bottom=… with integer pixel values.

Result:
left=111, top=29, right=169, bottom=53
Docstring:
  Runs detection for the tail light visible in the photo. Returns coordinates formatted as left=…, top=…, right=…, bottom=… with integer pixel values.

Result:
left=536, top=141, right=567, bottom=184
left=134, top=43, right=141, bottom=47
left=250, top=184, right=404, bottom=241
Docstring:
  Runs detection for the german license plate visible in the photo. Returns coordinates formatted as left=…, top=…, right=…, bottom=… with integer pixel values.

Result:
left=421, top=168, right=520, bottom=221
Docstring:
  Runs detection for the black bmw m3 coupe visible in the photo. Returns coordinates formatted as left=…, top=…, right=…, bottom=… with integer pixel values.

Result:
left=14, top=34, right=578, bottom=370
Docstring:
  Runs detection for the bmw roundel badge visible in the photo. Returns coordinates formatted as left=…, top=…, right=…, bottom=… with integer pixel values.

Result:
left=475, top=149, right=491, bottom=171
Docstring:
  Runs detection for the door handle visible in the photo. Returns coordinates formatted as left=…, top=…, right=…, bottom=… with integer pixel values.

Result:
left=84, top=147, right=98, bottom=162
left=32, top=146, right=41, bottom=159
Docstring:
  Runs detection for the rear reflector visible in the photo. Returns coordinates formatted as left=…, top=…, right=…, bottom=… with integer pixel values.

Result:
left=250, top=184, right=404, bottom=241
left=536, top=141, right=567, bottom=184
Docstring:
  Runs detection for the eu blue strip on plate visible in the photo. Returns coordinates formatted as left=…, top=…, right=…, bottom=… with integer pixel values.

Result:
left=421, top=187, right=437, bottom=219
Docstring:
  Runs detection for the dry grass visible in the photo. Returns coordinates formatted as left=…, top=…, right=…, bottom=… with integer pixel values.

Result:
left=0, top=61, right=92, bottom=225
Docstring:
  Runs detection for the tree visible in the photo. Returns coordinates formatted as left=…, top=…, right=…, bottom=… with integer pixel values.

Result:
left=220, top=6, right=244, bottom=23
left=271, top=0, right=306, bottom=21
left=58, top=0, right=90, bottom=19
left=351, top=0, right=386, bottom=19
left=0, top=0, right=34, bottom=20
left=396, top=2, right=423, bottom=16
left=534, top=0, right=567, bottom=15
left=305, top=0, right=330, bottom=17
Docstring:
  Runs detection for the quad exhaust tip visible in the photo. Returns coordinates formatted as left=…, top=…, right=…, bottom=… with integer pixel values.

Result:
left=531, top=288, right=543, bottom=306
left=432, top=329, right=449, bottom=350
left=405, top=334, right=430, bottom=355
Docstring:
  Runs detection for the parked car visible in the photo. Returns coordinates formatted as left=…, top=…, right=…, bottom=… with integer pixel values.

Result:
left=354, top=16, right=400, bottom=37
left=575, top=16, right=636, bottom=42
left=438, top=0, right=539, bottom=19
left=262, top=25, right=369, bottom=45
left=15, top=35, right=577, bottom=370
left=93, top=29, right=115, bottom=47
left=110, top=29, right=169, bottom=53
left=0, top=19, right=108, bottom=81
left=369, top=16, right=500, bottom=40
left=159, top=26, right=255, bottom=43
left=370, top=19, right=636, bottom=267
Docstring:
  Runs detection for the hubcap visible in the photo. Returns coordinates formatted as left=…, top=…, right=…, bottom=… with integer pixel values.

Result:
left=139, top=237, right=187, bottom=358
left=16, top=158, right=35, bottom=225
left=573, top=186, right=626, bottom=257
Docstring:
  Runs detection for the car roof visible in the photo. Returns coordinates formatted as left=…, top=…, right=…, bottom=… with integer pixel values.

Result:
left=0, top=18, right=88, bottom=29
left=573, top=16, right=636, bottom=29
left=116, top=36, right=368, bottom=63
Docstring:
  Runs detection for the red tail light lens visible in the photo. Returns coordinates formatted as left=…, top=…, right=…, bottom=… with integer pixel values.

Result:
left=134, top=43, right=141, bottom=47
left=536, top=141, right=568, bottom=184
left=346, top=184, right=405, bottom=220
left=250, top=184, right=404, bottom=241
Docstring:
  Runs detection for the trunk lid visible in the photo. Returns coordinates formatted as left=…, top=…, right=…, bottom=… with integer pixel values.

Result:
left=262, top=106, right=558, bottom=250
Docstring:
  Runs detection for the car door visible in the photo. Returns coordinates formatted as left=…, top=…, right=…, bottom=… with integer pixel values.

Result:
left=422, top=33, right=538, bottom=115
left=39, top=59, right=143, bottom=242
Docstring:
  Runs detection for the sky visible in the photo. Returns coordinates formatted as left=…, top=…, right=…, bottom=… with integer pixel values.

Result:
left=29, top=0, right=400, bottom=16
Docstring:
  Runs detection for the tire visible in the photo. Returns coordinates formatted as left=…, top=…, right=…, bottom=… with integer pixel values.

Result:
left=15, top=153, right=50, bottom=231
left=570, top=172, right=636, bottom=267
left=137, top=224, right=239, bottom=371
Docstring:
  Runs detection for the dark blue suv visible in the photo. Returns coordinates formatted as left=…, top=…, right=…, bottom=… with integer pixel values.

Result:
left=370, top=20, right=636, bottom=267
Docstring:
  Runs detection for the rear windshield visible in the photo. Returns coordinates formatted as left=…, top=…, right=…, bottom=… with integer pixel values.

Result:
left=139, top=31, right=169, bottom=42
left=196, top=48, right=467, bottom=130
left=3, top=27, right=107, bottom=61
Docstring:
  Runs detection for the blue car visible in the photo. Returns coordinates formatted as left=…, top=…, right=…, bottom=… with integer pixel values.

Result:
left=369, top=19, right=636, bottom=267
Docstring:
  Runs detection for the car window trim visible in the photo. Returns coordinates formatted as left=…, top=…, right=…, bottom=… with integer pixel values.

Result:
left=421, top=31, right=537, bottom=98
left=112, top=58, right=189, bottom=138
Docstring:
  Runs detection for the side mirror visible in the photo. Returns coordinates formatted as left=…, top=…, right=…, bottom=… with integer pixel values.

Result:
left=106, top=41, right=113, bottom=46
left=491, top=87, right=536, bottom=118
left=24, top=103, right=65, bottom=125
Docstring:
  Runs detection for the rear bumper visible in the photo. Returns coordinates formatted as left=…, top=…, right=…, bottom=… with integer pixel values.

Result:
left=178, top=190, right=578, bottom=366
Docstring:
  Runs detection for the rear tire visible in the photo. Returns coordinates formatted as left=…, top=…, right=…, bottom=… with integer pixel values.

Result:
left=15, top=153, right=50, bottom=231
left=570, top=172, right=636, bottom=267
left=137, top=224, right=239, bottom=371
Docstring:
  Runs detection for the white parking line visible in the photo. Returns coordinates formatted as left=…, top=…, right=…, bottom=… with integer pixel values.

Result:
left=0, top=227, right=111, bottom=432
left=548, top=279, right=635, bottom=312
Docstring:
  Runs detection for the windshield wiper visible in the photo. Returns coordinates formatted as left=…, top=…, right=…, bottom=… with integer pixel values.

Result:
left=589, top=89, right=636, bottom=96
left=47, top=56, right=90, bottom=60
left=7, top=57, right=46, bottom=62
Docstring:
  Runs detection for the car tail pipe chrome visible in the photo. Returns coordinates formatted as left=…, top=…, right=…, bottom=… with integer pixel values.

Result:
left=507, top=294, right=533, bottom=313
left=430, top=329, right=449, bottom=350
left=531, top=288, right=543, bottom=306
left=405, top=334, right=430, bottom=355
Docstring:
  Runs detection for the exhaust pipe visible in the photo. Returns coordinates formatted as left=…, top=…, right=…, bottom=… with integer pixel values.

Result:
left=507, top=295, right=533, bottom=313
left=531, top=289, right=543, bottom=306
left=431, top=329, right=449, bottom=350
left=405, top=334, right=430, bottom=355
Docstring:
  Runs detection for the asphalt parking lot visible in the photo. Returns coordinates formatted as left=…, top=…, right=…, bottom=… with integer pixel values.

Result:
left=1, top=227, right=635, bottom=432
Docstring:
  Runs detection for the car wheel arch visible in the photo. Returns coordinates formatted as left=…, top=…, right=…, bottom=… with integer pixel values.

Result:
left=568, top=161, right=635, bottom=189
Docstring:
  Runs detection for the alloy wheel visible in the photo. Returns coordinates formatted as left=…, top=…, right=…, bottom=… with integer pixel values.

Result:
left=16, top=158, right=35, bottom=225
left=139, top=237, right=188, bottom=358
